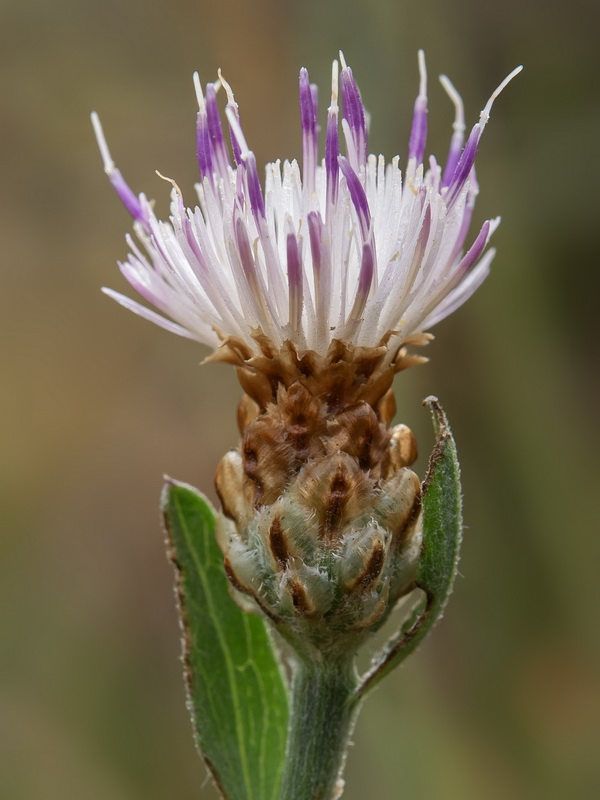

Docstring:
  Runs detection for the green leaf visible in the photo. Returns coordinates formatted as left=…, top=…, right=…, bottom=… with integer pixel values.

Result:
left=161, top=479, right=289, bottom=800
left=417, top=396, right=463, bottom=618
left=353, top=396, right=463, bottom=701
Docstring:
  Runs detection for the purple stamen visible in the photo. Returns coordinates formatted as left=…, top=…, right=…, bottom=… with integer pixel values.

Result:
left=196, top=110, right=213, bottom=179
left=205, top=83, right=230, bottom=179
left=453, top=219, right=490, bottom=281
left=408, top=50, right=428, bottom=164
left=444, top=124, right=482, bottom=207
left=234, top=212, right=260, bottom=293
left=357, top=241, right=375, bottom=297
left=287, top=231, right=303, bottom=331
left=181, top=212, right=209, bottom=276
left=110, top=169, right=145, bottom=222
left=299, top=68, right=318, bottom=193
left=307, top=211, right=322, bottom=280
left=447, top=183, right=476, bottom=263
left=192, top=73, right=214, bottom=180
left=310, top=83, right=319, bottom=122
left=243, top=152, right=266, bottom=219
left=442, top=130, right=465, bottom=188
left=223, top=88, right=244, bottom=166
left=229, top=130, right=242, bottom=166
left=439, top=74, right=466, bottom=188
left=340, top=61, right=368, bottom=170
left=325, top=61, right=340, bottom=208
left=299, top=69, right=315, bottom=139
left=325, top=110, right=339, bottom=207
left=307, top=211, right=331, bottom=341
left=91, top=113, right=147, bottom=225
left=338, top=156, right=371, bottom=240
left=445, top=64, right=523, bottom=205
left=347, top=241, right=374, bottom=327
left=234, top=165, right=245, bottom=205
left=228, top=123, right=242, bottom=165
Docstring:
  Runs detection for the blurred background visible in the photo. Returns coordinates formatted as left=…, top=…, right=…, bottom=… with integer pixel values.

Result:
left=2, top=0, right=599, bottom=797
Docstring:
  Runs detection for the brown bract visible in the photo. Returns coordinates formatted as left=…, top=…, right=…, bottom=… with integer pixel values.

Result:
left=213, top=333, right=425, bottom=511
left=204, top=331, right=433, bottom=411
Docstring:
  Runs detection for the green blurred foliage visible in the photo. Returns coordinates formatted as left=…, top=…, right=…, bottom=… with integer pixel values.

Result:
left=1, top=0, right=599, bottom=797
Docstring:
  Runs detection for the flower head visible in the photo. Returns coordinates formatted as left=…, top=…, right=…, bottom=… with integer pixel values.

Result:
left=93, top=53, right=521, bottom=378
left=95, top=55, right=520, bottom=651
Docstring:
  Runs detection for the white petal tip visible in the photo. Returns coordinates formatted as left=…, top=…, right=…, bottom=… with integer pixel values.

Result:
left=91, top=111, right=115, bottom=173
left=329, top=59, right=339, bottom=108
left=439, top=74, right=465, bottom=130
left=192, top=71, right=205, bottom=112
left=218, top=69, right=236, bottom=106
left=480, top=65, right=523, bottom=124
left=417, top=50, right=427, bottom=98
left=225, top=106, right=250, bottom=156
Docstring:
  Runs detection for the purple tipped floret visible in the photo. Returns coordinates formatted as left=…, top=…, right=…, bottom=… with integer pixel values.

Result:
left=442, top=130, right=464, bottom=188
left=205, top=83, right=230, bottom=179
left=230, top=129, right=242, bottom=167
left=287, top=232, right=303, bottom=330
left=307, top=211, right=322, bottom=278
left=443, top=64, right=523, bottom=199
left=286, top=233, right=303, bottom=290
left=338, top=156, right=371, bottom=240
left=325, top=109, right=340, bottom=206
left=299, top=69, right=316, bottom=137
left=408, top=95, right=428, bottom=164
left=357, top=242, right=374, bottom=297
left=439, top=75, right=466, bottom=187
left=109, top=169, right=145, bottom=223
left=181, top=213, right=209, bottom=277
left=244, top=152, right=266, bottom=219
left=347, top=242, right=375, bottom=325
left=196, top=110, right=213, bottom=179
left=445, top=124, right=482, bottom=206
left=454, top=219, right=490, bottom=280
left=448, top=191, right=475, bottom=263
left=299, top=68, right=318, bottom=192
left=225, top=106, right=243, bottom=166
left=340, top=66, right=368, bottom=169
left=310, top=83, right=319, bottom=123
left=408, top=52, right=428, bottom=164
left=91, top=112, right=147, bottom=225
left=234, top=213, right=259, bottom=289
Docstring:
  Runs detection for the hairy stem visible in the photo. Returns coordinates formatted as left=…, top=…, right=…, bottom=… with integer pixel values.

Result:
left=278, top=653, right=359, bottom=800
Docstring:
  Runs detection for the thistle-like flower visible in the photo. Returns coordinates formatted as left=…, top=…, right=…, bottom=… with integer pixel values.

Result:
left=94, top=53, right=520, bottom=654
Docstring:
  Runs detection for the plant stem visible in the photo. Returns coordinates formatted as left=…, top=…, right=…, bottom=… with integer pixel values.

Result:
left=278, top=652, right=359, bottom=800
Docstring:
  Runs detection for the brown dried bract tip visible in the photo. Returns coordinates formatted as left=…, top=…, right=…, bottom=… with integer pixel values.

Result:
left=214, top=451, right=252, bottom=525
left=208, top=332, right=431, bottom=411
left=389, top=424, right=418, bottom=470
left=237, top=393, right=259, bottom=434
left=377, top=388, right=397, bottom=424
